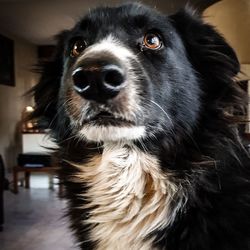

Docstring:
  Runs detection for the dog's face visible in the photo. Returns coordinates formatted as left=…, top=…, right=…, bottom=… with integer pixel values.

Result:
left=33, top=3, right=239, bottom=144
left=60, top=4, right=200, bottom=142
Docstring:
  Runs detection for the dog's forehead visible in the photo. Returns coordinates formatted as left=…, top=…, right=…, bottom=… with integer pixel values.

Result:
left=71, top=4, right=170, bottom=38
left=85, top=4, right=159, bottom=24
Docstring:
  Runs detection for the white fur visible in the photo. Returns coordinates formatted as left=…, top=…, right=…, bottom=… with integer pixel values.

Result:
left=71, top=143, right=186, bottom=249
left=77, top=35, right=135, bottom=63
left=80, top=125, right=146, bottom=142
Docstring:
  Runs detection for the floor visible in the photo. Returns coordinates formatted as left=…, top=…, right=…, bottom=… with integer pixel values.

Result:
left=0, top=175, right=79, bottom=250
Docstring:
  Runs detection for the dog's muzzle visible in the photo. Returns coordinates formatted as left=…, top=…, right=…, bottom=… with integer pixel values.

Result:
left=66, top=36, right=147, bottom=142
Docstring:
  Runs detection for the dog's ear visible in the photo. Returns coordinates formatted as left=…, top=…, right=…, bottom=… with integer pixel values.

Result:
left=170, top=8, right=240, bottom=98
left=30, top=31, right=69, bottom=126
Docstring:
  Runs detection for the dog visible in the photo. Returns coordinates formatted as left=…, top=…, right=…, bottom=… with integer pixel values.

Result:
left=31, top=3, right=250, bottom=250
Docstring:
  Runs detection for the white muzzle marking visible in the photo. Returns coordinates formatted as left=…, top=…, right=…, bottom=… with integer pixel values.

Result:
left=80, top=125, right=146, bottom=142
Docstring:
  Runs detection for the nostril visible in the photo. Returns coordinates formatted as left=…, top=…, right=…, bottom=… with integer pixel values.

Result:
left=72, top=68, right=90, bottom=93
left=103, top=65, right=125, bottom=88
left=72, top=64, right=125, bottom=101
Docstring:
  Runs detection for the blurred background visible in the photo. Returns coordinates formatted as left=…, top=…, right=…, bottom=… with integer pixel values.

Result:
left=0, top=0, right=249, bottom=249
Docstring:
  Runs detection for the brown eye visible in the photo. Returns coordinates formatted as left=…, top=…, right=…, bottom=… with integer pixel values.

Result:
left=71, top=39, right=87, bottom=57
left=143, top=33, right=162, bottom=50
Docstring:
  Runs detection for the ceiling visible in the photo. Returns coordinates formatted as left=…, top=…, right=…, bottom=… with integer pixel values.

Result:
left=0, top=0, right=219, bottom=45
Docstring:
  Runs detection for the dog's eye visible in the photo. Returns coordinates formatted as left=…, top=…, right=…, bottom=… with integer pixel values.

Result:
left=70, top=39, right=87, bottom=57
left=143, top=33, right=162, bottom=50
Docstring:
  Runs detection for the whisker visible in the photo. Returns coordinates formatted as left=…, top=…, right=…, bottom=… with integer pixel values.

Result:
left=149, top=100, right=174, bottom=127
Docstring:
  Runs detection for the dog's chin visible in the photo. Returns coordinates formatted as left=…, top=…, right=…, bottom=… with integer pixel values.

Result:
left=79, top=125, right=146, bottom=142
left=76, top=111, right=146, bottom=142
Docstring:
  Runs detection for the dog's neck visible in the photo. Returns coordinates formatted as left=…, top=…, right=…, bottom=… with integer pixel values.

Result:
left=72, top=142, right=185, bottom=249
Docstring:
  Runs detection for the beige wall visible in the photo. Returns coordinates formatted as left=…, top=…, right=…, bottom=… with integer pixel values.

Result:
left=0, top=34, right=38, bottom=170
left=204, top=0, right=250, bottom=70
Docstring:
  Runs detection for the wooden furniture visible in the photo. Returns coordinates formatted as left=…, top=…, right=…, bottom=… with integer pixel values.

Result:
left=12, top=166, right=63, bottom=195
left=12, top=133, right=62, bottom=195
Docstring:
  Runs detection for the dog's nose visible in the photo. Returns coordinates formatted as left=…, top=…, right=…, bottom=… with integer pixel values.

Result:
left=72, top=64, right=126, bottom=102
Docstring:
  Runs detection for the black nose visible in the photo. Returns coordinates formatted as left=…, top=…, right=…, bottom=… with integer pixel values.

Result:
left=72, top=64, right=126, bottom=102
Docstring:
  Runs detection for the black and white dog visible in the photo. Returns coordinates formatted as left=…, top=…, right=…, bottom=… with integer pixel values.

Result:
left=31, top=3, right=250, bottom=250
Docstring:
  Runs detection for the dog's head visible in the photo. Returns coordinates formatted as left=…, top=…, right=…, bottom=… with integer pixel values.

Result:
left=32, top=3, right=240, bottom=144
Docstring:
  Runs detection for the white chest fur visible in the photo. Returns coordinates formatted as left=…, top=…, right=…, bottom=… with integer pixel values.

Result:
left=72, top=143, right=183, bottom=250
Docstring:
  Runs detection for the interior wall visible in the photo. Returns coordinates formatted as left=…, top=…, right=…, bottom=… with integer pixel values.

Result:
left=204, top=0, right=250, bottom=66
left=0, top=34, right=38, bottom=171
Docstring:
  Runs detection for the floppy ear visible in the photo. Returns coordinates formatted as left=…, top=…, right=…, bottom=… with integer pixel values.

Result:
left=30, top=31, right=69, bottom=127
left=170, top=9, right=240, bottom=100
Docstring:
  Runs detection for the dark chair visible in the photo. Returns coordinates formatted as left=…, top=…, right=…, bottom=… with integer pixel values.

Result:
left=0, top=155, right=5, bottom=231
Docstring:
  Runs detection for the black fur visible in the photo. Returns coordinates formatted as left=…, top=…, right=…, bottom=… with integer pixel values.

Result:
left=30, top=3, right=250, bottom=250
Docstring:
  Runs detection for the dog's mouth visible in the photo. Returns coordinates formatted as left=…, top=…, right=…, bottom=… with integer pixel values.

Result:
left=82, top=111, right=135, bottom=126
